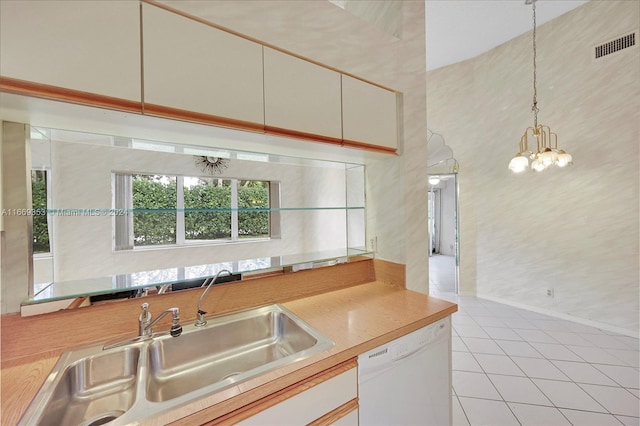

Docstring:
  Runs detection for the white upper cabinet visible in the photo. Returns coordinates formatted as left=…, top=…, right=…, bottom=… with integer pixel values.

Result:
left=263, top=47, right=342, bottom=141
left=142, top=3, right=264, bottom=126
left=342, top=75, right=398, bottom=151
left=0, top=0, right=141, bottom=102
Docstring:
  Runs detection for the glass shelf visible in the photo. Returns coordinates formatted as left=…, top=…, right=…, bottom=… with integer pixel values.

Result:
left=44, top=206, right=365, bottom=214
left=26, top=248, right=373, bottom=305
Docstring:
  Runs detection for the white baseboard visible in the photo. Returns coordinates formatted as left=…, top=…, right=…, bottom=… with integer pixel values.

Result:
left=476, top=293, right=638, bottom=338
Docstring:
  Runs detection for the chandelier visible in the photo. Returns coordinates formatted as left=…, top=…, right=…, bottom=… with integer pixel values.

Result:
left=509, top=0, right=572, bottom=173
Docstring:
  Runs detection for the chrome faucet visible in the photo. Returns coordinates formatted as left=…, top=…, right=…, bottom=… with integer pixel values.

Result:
left=139, top=302, right=183, bottom=337
left=195, top=269, right=232, bottom=327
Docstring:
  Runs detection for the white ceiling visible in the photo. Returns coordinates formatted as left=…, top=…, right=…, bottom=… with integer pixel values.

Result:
left=425, top=0, right=590, bottom=71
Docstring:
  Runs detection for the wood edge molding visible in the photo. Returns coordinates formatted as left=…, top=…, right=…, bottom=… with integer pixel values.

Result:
left=241, top=269, right=285, bottom=280
left=65, top=297, right=89, bottom=310
left=263, top=125, right=343, bottom=147
left=0, top=77, right=143, bottom=114
left=342, top=139, right=397, bottom=154
left=141, top=0, right=396, bottom=93
left=205, top=358, right=357, bottom=425
left=372, top=258, right=406, bottom=289
left=0, top=260, right=375, bottom=362
left=308, top=398, right=359, bottom=426
left=143, top=103, right=265, bottom=133
left=1, top=77, right=397, bottom=157
left=0, top=77, right=390, bottom=154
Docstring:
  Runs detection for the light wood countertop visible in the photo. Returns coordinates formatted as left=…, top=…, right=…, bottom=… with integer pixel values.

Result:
left=1, top=280, right=457, bottom=425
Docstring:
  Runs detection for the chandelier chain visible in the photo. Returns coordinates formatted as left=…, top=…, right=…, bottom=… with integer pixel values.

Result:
left=531, top=0, right=539, bottom=128
left=509, top=0, right=573, bottom=172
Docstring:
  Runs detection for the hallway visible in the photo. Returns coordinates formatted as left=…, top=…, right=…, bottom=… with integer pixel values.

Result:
left=428, top=254, right=457, bottom=294
left=437, top=294, right=639, bottom=425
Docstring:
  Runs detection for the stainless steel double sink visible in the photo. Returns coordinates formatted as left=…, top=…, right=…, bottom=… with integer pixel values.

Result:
left=19, top=304, right=334, bottom=426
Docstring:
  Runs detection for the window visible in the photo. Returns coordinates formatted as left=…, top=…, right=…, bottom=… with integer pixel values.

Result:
left=133, top=175, right=177, bottom=246
left=237, top=180, right=271, bottom=239
left=31, top=170, right=51, bottom=254
left=114, top=173, right=276, bottom=250
left=183, top=177, right=232, bottom=241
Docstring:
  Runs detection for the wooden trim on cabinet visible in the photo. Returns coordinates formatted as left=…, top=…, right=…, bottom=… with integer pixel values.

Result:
left=142, top=0, right=396, bottom=93
left=308, top=398, right=359, bottom=426
left=205, top=358, right=358, bottom=426
left=342, top=138, right=398, bottom=154
left=264, top=124, right=343, bottom=146
left=1, top=76, right=398, bottom=155
left=0, top=77, right=143, bottom=113
left=143, top=103, right=265, bottom=133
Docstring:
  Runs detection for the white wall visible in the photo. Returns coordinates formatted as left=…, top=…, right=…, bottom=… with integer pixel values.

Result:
left=438, top=179, right=456, bottom=257
left=427, top=0, right=639, bottom=333
left=48, top=139, right=348, bottom=281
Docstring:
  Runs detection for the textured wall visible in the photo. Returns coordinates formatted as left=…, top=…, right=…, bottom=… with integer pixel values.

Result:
left=49, top=140, right=349, bottom=281
left=427, top=58, right=478, bottom=295
left=427, top=1, right=639, bottom=332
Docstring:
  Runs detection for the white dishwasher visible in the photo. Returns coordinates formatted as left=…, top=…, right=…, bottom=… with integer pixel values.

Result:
left=358, top=317, right=451, bottom=426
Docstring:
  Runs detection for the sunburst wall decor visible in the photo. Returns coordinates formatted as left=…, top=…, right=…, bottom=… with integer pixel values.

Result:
left=195, top=156, right=229, bottom=175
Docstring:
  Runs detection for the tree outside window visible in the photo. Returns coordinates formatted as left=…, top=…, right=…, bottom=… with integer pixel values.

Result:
left=118, top=173, right=272, bottom=249
left=132, top=175, right=177, bottom=246
left=31, top=170, right=50, bottom=254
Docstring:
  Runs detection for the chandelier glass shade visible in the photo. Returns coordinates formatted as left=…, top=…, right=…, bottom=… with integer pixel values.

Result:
left=509, top=124, right=573, bottom=173
left=509, top=0, right=572, bottom=173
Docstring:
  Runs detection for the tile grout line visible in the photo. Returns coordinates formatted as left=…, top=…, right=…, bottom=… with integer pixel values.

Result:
left=450, top=296, right=640, bottom=425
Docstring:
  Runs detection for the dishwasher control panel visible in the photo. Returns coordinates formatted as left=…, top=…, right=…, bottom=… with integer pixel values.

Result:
left=390, top=318, right=449, bottom=361
left=360, top=317, right=451, bottom=366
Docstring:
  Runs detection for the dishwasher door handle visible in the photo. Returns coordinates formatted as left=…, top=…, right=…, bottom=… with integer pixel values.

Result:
left=391, top=340, right=427, bottom=362
left=359, top=344, right=429, bottom=384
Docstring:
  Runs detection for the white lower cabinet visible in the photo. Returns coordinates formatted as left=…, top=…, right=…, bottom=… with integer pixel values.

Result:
left=237, top=366, right=357, bottom=426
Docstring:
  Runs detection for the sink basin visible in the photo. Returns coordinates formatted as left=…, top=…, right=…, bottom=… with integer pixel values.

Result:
left=146, top=304, right=330, bottom=402
left=23, top=346, right=139, bottom=426
left=18, top=304, right=333, bottom=425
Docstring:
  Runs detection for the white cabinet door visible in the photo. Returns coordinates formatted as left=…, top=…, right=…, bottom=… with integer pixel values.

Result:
left=263, top=47, right=342, bottom=141
left=0, top=0, right=141, bottom=102
left=238, top=367, right=357, bottom=426
left=142, top=3, right=264, bottom=126
left=342, top=75, right=398, bottom=151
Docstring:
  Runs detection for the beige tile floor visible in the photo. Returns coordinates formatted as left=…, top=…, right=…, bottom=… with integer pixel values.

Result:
left=436, top=294, right=639, bottom=426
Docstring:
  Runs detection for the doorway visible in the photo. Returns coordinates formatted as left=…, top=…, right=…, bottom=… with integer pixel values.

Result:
left=428, top=173, right=458, bottom=294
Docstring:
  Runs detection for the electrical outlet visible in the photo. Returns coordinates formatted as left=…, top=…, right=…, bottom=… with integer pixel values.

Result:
left=546, top=288, right=554, bottom=298
left=370, top=236, right=378, bottom=252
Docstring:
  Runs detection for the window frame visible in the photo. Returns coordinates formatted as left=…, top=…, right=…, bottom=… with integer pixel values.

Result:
left=113, top=172, right=278, bottom=251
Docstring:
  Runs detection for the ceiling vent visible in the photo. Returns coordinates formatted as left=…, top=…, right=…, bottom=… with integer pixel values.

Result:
left=594, top=31, right=637, bottom=60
